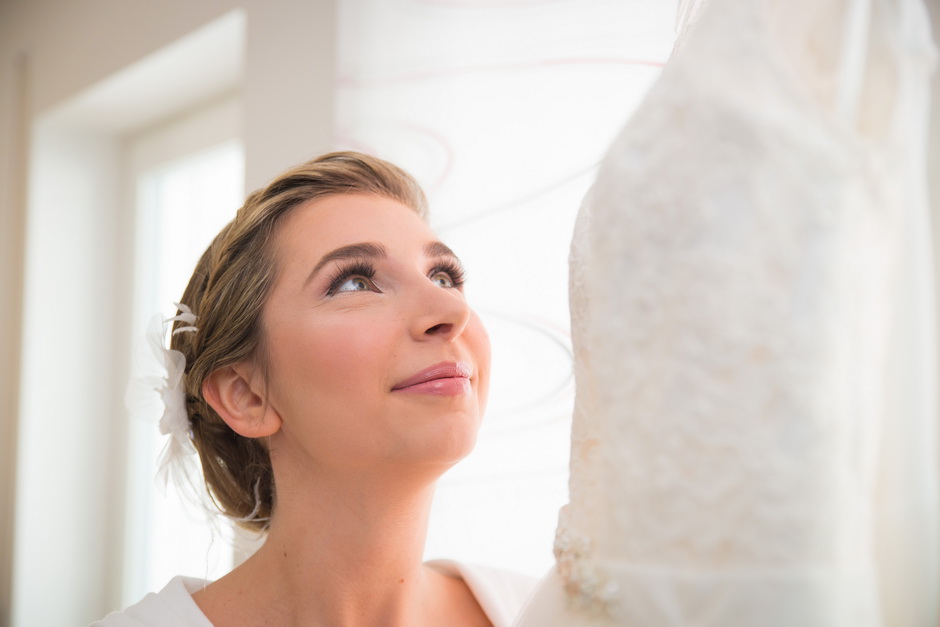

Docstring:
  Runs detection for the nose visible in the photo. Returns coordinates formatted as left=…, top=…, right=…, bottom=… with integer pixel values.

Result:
left=410, top=279, right=472, bottom=342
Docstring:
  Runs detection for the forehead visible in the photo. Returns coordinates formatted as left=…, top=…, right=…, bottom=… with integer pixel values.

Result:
left=278, top=193, right=431, bottom=256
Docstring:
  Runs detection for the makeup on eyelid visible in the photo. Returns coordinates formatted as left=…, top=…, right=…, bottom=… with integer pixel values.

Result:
left=324, top=258, right=466, bottom=296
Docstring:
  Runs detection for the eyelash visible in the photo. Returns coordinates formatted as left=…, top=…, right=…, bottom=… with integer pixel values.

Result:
left=431, top=259, right=466, bottom=289
left=324, top=259, right=466, bottom=295
left=325, top=261, right=376, bottom=295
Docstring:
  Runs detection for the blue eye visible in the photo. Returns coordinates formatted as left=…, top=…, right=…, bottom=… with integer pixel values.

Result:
left=326, top=261, right=378, bottom=295
left=430, top=271, right=455, bottom=288
left=429, top=260, right=465, bottom=289
left=335, top=275, right=375, bottom=293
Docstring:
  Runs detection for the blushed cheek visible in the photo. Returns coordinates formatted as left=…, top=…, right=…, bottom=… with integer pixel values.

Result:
left=297, top=326, right=377, bottom=392
left=469, top=314, right=492, bottom=412
left=268, top=322, right=390, bottom=452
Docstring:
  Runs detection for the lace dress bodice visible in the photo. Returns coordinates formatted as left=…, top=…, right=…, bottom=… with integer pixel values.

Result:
left=515, top=0, right=938, bottom=625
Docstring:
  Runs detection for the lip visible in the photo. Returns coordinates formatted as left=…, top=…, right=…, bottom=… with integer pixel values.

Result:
left=391, top=361, right=472, bottom=396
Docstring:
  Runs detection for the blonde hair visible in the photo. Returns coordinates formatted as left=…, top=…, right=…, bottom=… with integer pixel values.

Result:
left=171, top=151, right=428, bottom=531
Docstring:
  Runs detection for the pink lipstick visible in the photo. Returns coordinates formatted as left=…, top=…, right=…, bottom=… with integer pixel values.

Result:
left=392, top=362, right=472, bottom=396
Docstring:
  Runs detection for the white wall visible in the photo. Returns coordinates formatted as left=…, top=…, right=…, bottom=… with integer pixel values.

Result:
left=14, top=121, right=125, bottom=625
left=929, top=0, right=940, bottom=359
left=0, top=48, right=29, bottom=627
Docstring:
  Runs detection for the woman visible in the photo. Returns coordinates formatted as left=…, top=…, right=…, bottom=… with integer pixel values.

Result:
left=96, top=152, right=535, bottom=626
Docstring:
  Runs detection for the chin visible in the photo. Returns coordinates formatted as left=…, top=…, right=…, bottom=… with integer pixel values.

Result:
left=402, top=410, right=482, bottom=473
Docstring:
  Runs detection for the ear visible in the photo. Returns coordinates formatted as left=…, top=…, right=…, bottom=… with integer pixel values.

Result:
left=202, top=363, right=282, bottom=439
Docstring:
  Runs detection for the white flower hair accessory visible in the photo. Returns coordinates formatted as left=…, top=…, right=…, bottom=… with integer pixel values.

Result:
left=127, top=302, right=199, bottom=488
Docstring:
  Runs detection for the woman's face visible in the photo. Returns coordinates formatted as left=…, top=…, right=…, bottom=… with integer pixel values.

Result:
left=260, top=193, right=490, bottom=476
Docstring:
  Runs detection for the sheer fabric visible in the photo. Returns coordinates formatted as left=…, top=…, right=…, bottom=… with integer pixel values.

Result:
left=336, top=0, right=678, bottom=577
left=516, top=0, right=938, bottom=624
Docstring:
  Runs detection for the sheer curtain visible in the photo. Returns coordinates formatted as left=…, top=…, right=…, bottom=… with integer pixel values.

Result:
left=335, top=0, right=679, bottom=576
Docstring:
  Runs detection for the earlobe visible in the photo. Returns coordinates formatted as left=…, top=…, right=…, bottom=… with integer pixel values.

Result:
left=202, top=364, right=282, bottom=439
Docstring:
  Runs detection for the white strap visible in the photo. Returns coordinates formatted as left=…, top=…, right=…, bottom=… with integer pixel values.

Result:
left=835, top=0, right=874, bottom=125
left=674, top=0, right=709, bottom=37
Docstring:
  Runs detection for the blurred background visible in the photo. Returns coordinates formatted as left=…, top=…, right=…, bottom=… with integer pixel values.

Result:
left=0, top=0, right=937, bottom=625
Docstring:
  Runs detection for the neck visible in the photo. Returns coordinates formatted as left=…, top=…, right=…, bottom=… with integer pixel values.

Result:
left=267, top=466, right=437, bottom=584
left=207, top=463, right=449, bottom=626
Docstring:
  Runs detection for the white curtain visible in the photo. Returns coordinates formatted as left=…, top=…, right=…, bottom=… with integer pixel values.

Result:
left=335, top=0, right=680, bottom=576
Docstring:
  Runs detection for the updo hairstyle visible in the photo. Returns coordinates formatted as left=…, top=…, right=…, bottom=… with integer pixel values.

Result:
left=171, top=151, right=428, bottom=531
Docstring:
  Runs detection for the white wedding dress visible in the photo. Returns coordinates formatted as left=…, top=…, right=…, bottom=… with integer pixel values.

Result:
left=515, top=0, right=938, bottom=625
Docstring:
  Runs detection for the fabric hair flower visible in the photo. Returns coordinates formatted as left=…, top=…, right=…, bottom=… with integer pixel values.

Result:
left=127, top=303, right=199, bottom=488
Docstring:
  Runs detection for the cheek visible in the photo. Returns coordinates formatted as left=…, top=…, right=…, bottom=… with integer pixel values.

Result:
left=268, top=313, right=396, bottom=405
left=467, top=313, right=492, bottom=407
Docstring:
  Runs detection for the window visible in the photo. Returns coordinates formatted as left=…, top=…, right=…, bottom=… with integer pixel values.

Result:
left=123, top=98, right=244, bottom=605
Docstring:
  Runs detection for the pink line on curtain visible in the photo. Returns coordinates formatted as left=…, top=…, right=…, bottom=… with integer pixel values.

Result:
left=337, top=57, right=665, bottom=88
left=335, top=122, right=456, bottom=194
left=399, top=122, right=457, bottom=193
left=412, top=0, right=567, bottom=7
left=438, top=161, right=599, bottom=231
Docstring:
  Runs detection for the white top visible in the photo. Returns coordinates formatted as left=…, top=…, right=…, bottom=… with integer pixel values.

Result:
left=92, top=560, right=537, bottom=627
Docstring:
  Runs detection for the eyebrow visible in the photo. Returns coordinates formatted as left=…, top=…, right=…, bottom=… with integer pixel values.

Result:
left=304, top=242, right=387, bottom=288
left=425, top=241, right=459, bottom=260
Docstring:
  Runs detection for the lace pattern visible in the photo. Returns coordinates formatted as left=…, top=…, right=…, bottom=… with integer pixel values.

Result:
left=553, top=506, right=618, bottom=616
left=547, top=0, right=938, bottom=624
